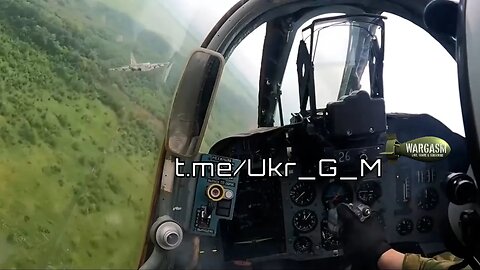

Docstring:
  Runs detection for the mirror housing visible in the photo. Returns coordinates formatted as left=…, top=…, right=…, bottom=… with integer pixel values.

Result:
left=424, top=0, right=458, bottom=37
left=166, top=49, right=225, bottom=158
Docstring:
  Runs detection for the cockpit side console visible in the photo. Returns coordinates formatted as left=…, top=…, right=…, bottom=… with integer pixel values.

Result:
left=189, top=155, right=242, bottom=236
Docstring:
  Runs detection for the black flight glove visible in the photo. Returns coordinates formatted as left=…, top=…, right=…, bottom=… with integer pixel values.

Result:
left=337, top=203, right=391, bottom=269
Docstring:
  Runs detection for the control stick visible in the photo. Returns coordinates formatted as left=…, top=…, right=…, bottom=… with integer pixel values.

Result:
left=328, top=202, right=389, bottom=270
left=328, top=202, right=372, bottom=236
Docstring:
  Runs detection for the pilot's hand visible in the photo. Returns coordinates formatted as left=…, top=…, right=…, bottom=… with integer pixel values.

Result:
left=337, top=203, right=391, bottom=268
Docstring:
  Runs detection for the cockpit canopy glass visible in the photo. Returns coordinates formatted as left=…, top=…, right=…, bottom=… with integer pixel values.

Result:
left=300, top=15, right=385, bottom=110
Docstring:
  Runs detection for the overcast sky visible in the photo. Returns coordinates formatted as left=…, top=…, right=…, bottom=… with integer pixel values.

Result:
left=161, top=0, right=465, bottom=136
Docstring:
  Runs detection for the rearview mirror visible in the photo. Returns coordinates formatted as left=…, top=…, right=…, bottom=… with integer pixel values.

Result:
left=424, top=0, right=458, bottom=37
left=166, top=49, right=225, bottom=158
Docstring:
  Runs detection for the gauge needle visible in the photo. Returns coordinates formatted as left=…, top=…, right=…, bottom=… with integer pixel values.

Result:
left=297, top=192, right=305, bottom=201
left=305, top=212, right=311, bottom=220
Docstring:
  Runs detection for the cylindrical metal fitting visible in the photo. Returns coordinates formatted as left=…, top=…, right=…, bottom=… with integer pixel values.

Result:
left=155, top=221, right=183, bottom=250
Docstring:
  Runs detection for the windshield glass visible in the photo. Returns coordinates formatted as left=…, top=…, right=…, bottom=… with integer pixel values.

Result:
left=301, top=16, right=383, bottom=110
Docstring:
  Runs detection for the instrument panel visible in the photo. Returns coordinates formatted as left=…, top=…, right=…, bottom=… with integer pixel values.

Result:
left=190, top=113, right=468, bottom=265
left=282, top=175, right=384, bottom=257
left=282, top=161, right=449, bottom=259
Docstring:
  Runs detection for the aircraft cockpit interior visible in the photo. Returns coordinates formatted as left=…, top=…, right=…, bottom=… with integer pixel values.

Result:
left=3, top=0, right=480, bottom=269
left=139, top=1, right=480, bottom=270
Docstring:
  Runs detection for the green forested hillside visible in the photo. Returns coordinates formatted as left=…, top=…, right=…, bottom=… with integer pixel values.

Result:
left=0, top=0, right=169, bottom=268
left=87, top=0, right=259, bottom=149
left=0, top=0, right=255, bottom=268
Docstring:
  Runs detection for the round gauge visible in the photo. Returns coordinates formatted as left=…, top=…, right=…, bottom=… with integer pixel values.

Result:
left=417, top=216, right=434, bottom=233
left=293, top=209, right=318, bottom=233
left=396, top=218, right=414, bottom=236
left=290, top=182, right=316, bottom=206
left=322, top=182, right=353, bottom=209
left=293, top=236, right=313, bottom=253
left=357, top=181, right=382, bottom=205
left=320, top=219, right=341, bottom=250
left=417, top=187, right=439, bottom=210
left=371, top=211, right=385, bottom=228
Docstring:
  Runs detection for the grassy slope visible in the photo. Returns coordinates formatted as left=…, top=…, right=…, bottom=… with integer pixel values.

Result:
left=0, top=0, right=257, bottom=268
left=0, top=0, right=167, bottom=268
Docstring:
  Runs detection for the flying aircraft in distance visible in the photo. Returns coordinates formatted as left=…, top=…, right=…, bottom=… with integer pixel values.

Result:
left=109, top=53, right=170, bottom=72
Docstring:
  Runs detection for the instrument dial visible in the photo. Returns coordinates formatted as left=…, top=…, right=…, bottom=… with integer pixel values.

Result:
left=417, top=216, right=434, bottom=233
left=320, top=219, right=341, bottom=250
left=357, top=181, right=382, bottom=205
left=290, top=182, right=316, bottom=206
left=396, top=218, right=414, bottom=236
left=417, top=187, right=439, bottom=210
left=293, top=209, right=318, bottom=233
left=322, top=182, right=353, bottom=209
left=293, top=236, right=313, bottom=253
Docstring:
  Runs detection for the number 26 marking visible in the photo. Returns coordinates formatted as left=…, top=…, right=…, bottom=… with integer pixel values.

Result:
left=338, top=151, right=350, bottom=163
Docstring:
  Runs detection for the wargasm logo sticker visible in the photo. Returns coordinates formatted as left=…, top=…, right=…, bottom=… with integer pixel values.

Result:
left=381, top=136, right=451, bottom=162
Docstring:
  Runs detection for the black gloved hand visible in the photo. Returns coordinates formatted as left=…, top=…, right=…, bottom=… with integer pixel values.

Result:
left=337, top=203, right=391, bottom=269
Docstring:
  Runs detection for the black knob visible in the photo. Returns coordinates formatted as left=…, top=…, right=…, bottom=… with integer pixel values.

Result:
left=424, top=0, right=458, bottom=37
left=455, top=180, right=477, bottom=202
left=446, top=173, right=478, bottom=205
